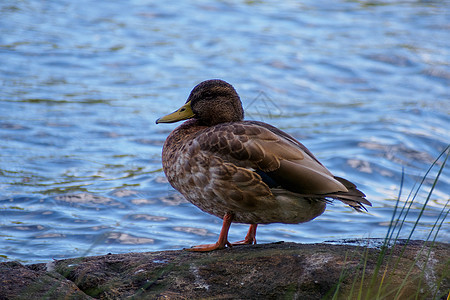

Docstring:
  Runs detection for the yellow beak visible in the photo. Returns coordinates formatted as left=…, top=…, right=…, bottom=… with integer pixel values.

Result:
left=155, top=101, right=195, bottom=124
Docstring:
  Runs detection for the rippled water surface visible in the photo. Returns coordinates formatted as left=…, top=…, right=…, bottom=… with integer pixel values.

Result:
left=1, top=0, right=449, bottom=263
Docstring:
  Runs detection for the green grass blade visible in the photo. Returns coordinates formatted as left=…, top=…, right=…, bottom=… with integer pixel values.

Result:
left=415, top=200, right=449, bottom=300
left=393, top=147, right=449, bottom=300
left=393, top=145, right=449, bottom=246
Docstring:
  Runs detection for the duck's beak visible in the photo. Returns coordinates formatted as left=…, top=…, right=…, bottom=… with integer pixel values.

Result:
left=156, top=101, right=195, bottom=124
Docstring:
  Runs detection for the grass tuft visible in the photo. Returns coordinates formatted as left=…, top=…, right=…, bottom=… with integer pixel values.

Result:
left=328, top=145, right=449, bottom=299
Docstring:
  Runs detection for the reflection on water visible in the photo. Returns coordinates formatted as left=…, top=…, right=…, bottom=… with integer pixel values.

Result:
left=0, top=0, right=449, bottom=263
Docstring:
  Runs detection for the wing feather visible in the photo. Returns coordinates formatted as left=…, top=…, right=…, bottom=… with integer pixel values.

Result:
left=195, top=121, right=371, bottom=210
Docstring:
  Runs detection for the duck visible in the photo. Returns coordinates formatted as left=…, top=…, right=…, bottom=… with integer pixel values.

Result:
left=156, top=79, right=371, bottom=251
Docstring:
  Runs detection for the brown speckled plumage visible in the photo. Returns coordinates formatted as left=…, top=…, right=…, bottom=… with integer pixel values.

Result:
left=157, top=79, right=370, bottom=251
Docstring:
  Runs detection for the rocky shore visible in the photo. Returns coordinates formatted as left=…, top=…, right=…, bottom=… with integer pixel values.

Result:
left=1, top=239, right=448, bottom=299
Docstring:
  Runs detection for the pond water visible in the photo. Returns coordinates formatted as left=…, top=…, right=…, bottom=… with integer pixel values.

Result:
left=0, top=0, right=449, bottom=264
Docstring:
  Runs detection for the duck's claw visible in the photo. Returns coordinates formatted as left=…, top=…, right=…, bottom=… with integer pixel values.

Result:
left=232, top=224, right=257, bottom=246
left=231, top=238, right=256, bottom=246
left=185, top=212, right=234, bottom=252
left=185, top=240, right=232, bottom=252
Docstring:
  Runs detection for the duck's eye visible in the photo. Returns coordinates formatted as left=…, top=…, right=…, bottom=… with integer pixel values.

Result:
left=180, top=108, right=186, bottom=112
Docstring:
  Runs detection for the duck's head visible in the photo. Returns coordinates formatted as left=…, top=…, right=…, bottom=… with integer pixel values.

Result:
left=156, top=79, right=244, bottom=126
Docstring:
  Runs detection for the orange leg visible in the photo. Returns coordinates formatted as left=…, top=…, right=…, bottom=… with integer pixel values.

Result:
left=186, top=213, right=234, bottom=252
left=232, top=224, right=258, bottom=245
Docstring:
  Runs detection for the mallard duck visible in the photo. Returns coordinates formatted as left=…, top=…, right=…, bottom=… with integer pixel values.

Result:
left=156, top=79, right=371, bottom=251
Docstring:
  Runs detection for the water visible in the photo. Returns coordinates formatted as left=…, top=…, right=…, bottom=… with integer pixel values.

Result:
left=1, top=0, right=449, bottom=264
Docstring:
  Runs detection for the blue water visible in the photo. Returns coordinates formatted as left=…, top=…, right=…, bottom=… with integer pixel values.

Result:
left=1, top=0, right=449, bottom=264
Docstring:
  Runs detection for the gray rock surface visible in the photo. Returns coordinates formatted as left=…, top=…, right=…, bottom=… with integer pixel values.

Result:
left=1, top=240, right=448, bottom=299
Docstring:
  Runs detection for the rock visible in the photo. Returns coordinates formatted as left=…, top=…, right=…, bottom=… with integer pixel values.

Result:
left=0, top=261, right=89, bottom=300
left=0, top=239, right=448, bottom=299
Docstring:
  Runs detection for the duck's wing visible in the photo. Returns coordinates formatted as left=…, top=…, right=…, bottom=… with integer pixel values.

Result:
left=195, top=121, right=371, bottom=210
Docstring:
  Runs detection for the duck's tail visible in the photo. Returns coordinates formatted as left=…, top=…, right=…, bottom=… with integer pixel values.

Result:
left=326, top=176, right=372, bottom=212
